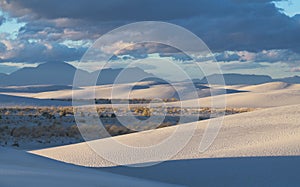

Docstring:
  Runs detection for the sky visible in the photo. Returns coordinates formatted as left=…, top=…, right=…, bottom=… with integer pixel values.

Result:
left=0, top=0, right=299, bottom=78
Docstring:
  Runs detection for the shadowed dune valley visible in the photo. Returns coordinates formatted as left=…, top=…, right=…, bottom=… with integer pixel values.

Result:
left=1, top=1, right=300, bottom=186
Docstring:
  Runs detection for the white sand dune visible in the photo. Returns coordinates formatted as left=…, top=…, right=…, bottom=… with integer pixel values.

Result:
left=3, top=82, right=300, bottom=108
left=31, top=103, right=300, bottom=186
left=32, top=104, right=300, bottom=165
left=101, top=156, right=300, bottom=187
left=174, top=82, right=300, bottom=108
left=0, top=82, right=179, bottom=99
left=4, top=82, right=300, bottom=186
left=0, top=94, right=70, bottom=107
left=236, top=82, right=294, bottom=92
left=0, top=81, right=238, bottom=100
left=0, top=148, right=179, bottom=187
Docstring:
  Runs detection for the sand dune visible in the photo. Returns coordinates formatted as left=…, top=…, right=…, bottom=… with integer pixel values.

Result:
left=3, top=81, right=300, bottom=108
left=0, top=81, right=240, bottom=99
left=175, top=89, right=300, bottom=108
left=32, top=104, right=300, bottom=167
left=0, top=82, right=177, bottom=99
left=102, top=156, right=300, bottom=187
left=30, top=103, right=300, bottom=186
left=0, top=94, right=70, bottom=107
left=0, top=148, right=178, bottom=187
left=6, top=82, right=300, bottom=186
left=237, top=82, right=294, bottom=92
left=173, top=82, right=300, bottom=108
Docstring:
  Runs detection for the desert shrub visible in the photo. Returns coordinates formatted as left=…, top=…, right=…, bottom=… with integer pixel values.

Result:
left=11, top=126, right=31, bottom=137
left=141, top=108, right=151, bottom=116
left=41, top=111, right=54, bottom=119
left=106, top=125, right=134, bottom=136
left=132, top=107, right=152, bottom=116
left=66, top=125, right=81, bottom=138
left=167, top=107, right=181, bottom=114
left=59, top=110, right=67, bottom=117
left=58, top=107, right=74, bottom=117
left=0, top=126, right=8, bottom=133
left=0, top=106, right=255, bottom=148
left=12, top=142, right=19, bottom=147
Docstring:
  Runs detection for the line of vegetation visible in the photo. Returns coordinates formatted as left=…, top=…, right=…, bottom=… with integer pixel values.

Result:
left=0, top=106, right=254, bottom=148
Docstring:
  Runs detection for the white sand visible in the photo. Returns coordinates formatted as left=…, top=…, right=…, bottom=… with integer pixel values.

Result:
left=0, top=83, right=300, bottom=186
left=173, top=82, right=300, bottom=108
left=0, top=148, right=179, bottom=187
left=30, top=103, right=300, bottom=186
left=32, top=103, right=300, bottom=166
left=3, top=82, right=300, bottom=108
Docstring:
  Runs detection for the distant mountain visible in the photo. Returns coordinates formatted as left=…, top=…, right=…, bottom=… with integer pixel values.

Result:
left=0, top=73, right=7, bottom=80
left=92, top=67, right=153, bottom=85
left=1, top=62, right=300, bottom=86
left=200, top=73, right=273, bottom=85
left=0, top=62, right=153, bottom=86
left=0, top=62, right=90, bottom=86
left=276, top=76, right=300, bottom=84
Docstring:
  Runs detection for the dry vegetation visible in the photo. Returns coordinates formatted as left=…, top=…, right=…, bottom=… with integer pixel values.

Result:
left=0, top=106, right=254, bottom=148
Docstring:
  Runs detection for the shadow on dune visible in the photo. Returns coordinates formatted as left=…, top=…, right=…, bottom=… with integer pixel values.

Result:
left=196, top=88, right=248, bottom=99
left=0, top=94, right=71, bottom=107
left=0, top=85, right=82, bottom=93
left=101, top=156, right=300, bottom=187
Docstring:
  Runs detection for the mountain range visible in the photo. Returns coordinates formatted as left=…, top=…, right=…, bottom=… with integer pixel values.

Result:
left=0, top=62, right=300, bottom=86
left=0, top=62, right=153, bottom=86
left=199, top=73, right=300, bottom=85
left=199, top=74, right=273, bottom=85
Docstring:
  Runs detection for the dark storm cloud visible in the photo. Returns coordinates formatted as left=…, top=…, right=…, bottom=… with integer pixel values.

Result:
left=17, top=19, right=107, bottom=41
left=2, top=0, right=299, bottom=52
left=0, top=0, right=299, bottom=64
left=0, top=0, right=258, bottom=21
left=0, top=42, right=6, bottom=52
left=0, top=15, right=5, bottom=25
left=116, top=43, right=180, bottom=56
left=112, top=43, right=194, bottom=61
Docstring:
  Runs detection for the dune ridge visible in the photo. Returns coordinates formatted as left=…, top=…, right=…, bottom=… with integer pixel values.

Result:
left=31, top=103, right=300, bottom=167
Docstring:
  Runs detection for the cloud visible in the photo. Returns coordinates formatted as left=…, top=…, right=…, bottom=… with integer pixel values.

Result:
left=215, top=51, right=241, bottom=62
left=116, top=43, right=181, bottom=58
left=290, top=67, right=300, bottom=72
left=0, top=36, right=86, bottom=63
left=215, top=50, right=300, bottom=65
left=0, top=42, right=7, bottom=52
left=293, top=14, right=300, bottom=23
left=17, top=19, right=105, bottom=42
left=0, top=15, right=5, bottom=25
left=181, top=12, right=300, bottom=53
left=0, top=0, right=231, bottom=21
left=0, top=0, right=299, bottom=53
left=0, top=0, right=299, bottom=70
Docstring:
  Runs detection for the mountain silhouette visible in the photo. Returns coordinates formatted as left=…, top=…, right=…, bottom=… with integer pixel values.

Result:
left=200, top=73, right=273, bottom=85
left=1, top=62, right=300, bottom=86
left=0, top=62, right=152, bottom=86
left=276, top=76, right=300, bottom=84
